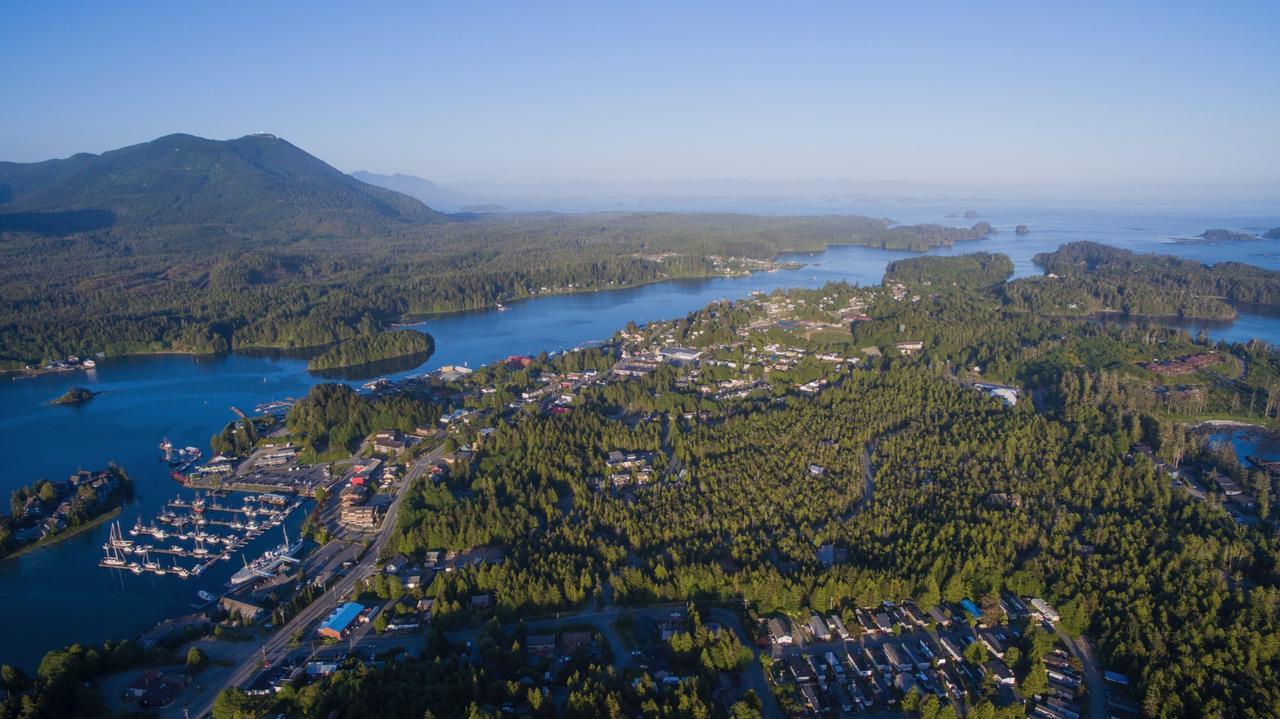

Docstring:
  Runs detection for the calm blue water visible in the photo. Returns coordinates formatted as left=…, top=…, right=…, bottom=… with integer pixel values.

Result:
left=1, top=203, right=1278, bottom=670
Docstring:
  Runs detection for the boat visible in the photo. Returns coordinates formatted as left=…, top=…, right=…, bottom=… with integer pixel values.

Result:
left=197, top=590, right=218, bottom=603
left=228, top=527, right=304, bottom=586
left=496, top=303, right=509, bottom=311
left=129, top=563, right=143, bottom=574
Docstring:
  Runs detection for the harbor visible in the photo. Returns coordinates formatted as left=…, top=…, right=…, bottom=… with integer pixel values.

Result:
left=98, top=492, right=303, bottom=581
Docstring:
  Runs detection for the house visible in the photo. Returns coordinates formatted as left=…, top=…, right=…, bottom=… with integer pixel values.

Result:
left=983, top=661, right=1017, bottom=685
left=980, top=629, right=1008, bottom=659
left=786, top=655, right=815, bottom=683
left=528, top=634, right=556, bottom=656
left=373, top=437, right=407, bottom=455
left=808, top=614, right=831, bottom=641
left=561, top=631, right=593, bottom=654
left=133, top=672, right=190, bottom=709
left=220, top=597, right=265, bottom=624
left=828, top=614, right=851, bottom=640
left=927, top=604, right=952, bottom=627
left=894, top=340, right=924, bottom=356
left=1210, top=471, right=1244, bottom=497
left=767, top=617, right=793, bottom=645
left=1030, top=598, right=1061, bottom=622
left=405, top=575, right=422, bottom=589
left=383, top=555, right=411, bottom=574
left=126, top=671, right=163, bottom=699
left=873, top=612, right=892, bottom=632
left=799, top=684, right=822, bottom=712
left=940, top=637, right=964, bottom=663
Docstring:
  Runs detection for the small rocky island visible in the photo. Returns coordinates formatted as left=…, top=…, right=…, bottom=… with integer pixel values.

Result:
left=50, top=387, right=100, bottom=406
left=1015, top=224, right=1031, bottom=235
left=1190, top=228, right=1260, bottom=243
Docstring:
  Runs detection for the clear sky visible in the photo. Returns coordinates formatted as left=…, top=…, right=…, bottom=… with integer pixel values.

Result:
left=1, top=1, right=1277, bottom=200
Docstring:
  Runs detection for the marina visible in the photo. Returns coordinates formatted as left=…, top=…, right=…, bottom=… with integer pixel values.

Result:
left=98, top=493, right=303, bottom=580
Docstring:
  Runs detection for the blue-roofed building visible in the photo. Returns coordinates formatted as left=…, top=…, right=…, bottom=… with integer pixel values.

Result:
left=318, top=601, right=364, bottom=639
left=960, top=598, right=981, bottom=620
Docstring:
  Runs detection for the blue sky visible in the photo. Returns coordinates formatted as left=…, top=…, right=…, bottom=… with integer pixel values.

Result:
left=1, top=1, right=1277, bottom=200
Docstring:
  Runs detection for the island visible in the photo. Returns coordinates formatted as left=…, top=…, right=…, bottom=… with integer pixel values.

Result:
left=0, top=464, right=132, bottom=560
left=1015, top=223, right=1031, bottom=235
left=306, top=330, right=434, bottom=371
left=1184, top=228, right=1260, bottom=243
left=48, top=386, right=99, bottom=406
left=1265, top=226, right=1280, bottom=239
left=1003, top=241, right=1280, bottom=320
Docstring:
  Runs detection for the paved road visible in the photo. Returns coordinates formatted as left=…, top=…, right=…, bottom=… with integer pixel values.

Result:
left=185, top=442, right=443, bottom=718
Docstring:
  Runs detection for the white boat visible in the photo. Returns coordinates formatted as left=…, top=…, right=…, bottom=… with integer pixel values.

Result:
left=228, top=527, right=304, bottom=586
left=197, top=590, right=218, bottom=603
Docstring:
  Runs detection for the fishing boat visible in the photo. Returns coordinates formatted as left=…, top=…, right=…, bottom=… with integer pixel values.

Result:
left=228, top=527, right=303, bottom=586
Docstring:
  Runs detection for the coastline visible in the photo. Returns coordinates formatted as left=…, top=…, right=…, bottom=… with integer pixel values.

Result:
left=0, top=504, right=123, bottom=562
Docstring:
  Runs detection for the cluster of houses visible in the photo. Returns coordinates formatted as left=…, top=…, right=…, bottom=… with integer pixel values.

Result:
left=8, top=466, right=126, bottom=544
left=765, top=596, right=1068, bottom=716
left=601, top=449, right=655, bottom=489
left=1143, top=352, right=1219, bottom=376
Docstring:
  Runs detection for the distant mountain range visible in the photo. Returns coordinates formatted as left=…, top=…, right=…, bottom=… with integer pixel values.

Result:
left=349, top=171, right=496, bottom=213
left=0, top=133, right=444, bottom=237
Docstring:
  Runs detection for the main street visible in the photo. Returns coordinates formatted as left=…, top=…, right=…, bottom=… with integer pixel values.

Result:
left=184, top=440, right=444, bottom=719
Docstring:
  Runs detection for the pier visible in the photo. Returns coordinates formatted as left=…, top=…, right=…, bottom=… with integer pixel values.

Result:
left=98, top=495, right=303, bottom=580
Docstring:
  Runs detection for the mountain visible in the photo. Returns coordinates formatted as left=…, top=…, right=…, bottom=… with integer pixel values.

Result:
left=349, top=171, right=481, bottom=212
left=0, top=133, right=445, bottom=237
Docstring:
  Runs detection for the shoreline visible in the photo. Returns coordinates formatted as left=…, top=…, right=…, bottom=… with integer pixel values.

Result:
left=0, top=504, right=123, bottom=562
left=0, top=234, right=986, bottom=370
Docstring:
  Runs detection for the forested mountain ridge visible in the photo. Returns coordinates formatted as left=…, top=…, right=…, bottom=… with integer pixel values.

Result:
left=0, top=133, right=443, bottom=237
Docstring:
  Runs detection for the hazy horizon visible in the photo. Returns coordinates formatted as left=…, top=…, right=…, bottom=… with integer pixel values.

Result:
left=2, top=2, right=1278, bottom=204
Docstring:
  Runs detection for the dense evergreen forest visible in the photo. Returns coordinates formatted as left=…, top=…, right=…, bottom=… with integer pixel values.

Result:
left=0, top=212, right=995, bottom=368
left=285, top=383, right=438, bottom=459
left=362, top=262, right=1280, bottom=718
left=1004, top=242, right=1280, bottom=319
left=306, top=330, right=434, bottom=371
left=885, top=252, right=1013, bottom=289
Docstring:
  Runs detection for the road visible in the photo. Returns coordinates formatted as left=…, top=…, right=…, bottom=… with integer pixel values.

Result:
left=1052, top=623, right=1107, bottom=719
left=185, top=441, right=443, bottom=719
